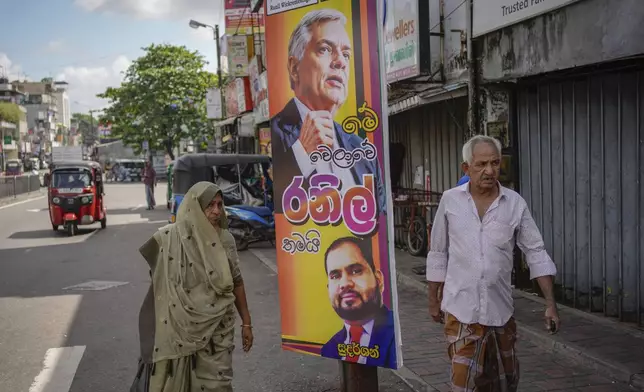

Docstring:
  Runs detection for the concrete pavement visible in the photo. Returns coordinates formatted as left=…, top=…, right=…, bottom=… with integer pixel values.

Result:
left=251, top=246, right=642, bottom=392
left=0, top=183, right=411, bottom=392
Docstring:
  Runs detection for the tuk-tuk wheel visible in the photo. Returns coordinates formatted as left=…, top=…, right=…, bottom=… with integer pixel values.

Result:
left=52, top=224, right=58, bottom=232
left=100, top=217, right=107, bottom=229
left=67, top=223, right=77, bottom=237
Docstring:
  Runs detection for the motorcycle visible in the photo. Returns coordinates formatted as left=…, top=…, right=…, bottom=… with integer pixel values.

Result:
left=226, top=205, right=275, bottom=251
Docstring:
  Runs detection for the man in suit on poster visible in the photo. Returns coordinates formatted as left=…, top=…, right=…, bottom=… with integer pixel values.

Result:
left=320, top=236, right=397, bottom=369
left=270, top=8, right=386, bottom=214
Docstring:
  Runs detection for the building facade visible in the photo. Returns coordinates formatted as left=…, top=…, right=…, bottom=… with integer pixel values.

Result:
left=53, top=81, right=71, bottom=130
left=14, top=81, right=60, bottom=158
left=474, top=0, right=644, bottom=326
left=0, top=79, right=28, bottom=163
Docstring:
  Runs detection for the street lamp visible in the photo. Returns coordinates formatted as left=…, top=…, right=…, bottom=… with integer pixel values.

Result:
left=189, top=19, right=223, bottom=89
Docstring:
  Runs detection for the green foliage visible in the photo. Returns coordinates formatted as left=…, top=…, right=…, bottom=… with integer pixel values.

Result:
left=97, top=44, right=218, bottom=158
left=0, top=102, right=24, bottom=124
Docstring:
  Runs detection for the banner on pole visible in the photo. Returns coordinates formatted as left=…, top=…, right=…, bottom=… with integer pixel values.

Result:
left=265, top=0, right=402, bottom=369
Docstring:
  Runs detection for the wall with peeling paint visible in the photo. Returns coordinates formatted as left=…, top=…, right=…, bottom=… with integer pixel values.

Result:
left=479, top=0, right=644, bottom=81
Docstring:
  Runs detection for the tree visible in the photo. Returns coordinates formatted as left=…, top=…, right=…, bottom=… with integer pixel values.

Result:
left=97, top=44, right=218, bottom=159
left=0, top=102, right=24, bottom=124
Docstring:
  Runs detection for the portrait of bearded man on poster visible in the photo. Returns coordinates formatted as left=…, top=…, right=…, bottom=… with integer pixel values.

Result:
left=320, top=236, right=396, bottom=368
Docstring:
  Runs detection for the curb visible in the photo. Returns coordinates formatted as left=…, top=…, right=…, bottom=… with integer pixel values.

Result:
left=0, top=191, right=46, bottom=209
left=394, top=269, right=644, bottom=390
left=248, top=248, right=277, bottom=273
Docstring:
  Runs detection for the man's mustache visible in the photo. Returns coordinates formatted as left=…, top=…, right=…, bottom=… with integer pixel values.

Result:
left=337, top=289, right=362, bottom=301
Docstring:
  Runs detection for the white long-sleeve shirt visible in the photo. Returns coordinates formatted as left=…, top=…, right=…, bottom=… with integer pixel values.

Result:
left=426, top=183, right=557, bottom=327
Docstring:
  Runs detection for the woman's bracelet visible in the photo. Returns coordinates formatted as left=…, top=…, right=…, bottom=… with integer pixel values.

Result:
left=241, top=324, right=252, bottom=329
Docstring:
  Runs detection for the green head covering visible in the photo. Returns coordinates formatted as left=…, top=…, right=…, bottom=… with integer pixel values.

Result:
left=177, top=181, right=228, bottom=229
left=142, top=181, right=236, bottom=362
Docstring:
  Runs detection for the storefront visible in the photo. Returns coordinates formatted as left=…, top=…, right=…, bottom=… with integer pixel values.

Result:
left=476, top=0, right=644, bottom=325
left=387, top=89, right=469, bottom=252
left=513, top=61, right=644, bottom=323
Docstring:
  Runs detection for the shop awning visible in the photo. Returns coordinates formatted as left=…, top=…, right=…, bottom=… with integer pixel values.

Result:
left=388, top=82, right=468, bottom=116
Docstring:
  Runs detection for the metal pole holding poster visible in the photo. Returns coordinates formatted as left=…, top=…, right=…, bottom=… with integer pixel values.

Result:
left=264, top=0, right=402, bottom=390
left=340, top=361, right=379, bottom=392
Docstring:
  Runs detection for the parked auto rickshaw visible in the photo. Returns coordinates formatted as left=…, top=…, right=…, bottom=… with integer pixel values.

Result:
left=170, top=154, right=273, bottom=250
left=48, top=160, right=107, bottom=236
left=5, top=159, right=23, bottom=176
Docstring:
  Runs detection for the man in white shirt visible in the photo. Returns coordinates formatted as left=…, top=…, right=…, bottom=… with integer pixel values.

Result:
left=426, top=135, right=560, bottom=392
left=269, top=9, right=386, bottom=215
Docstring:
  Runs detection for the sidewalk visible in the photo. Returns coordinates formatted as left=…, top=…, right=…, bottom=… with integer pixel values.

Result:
left=394, top=250, right=644, bottom=391
left=0, top=188, right=45, bottom=208
left=248, top=246, right=644, bottom=391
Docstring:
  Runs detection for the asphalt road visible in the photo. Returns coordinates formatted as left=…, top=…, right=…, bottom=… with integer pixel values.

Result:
left=0, top=183, right=411, bottom=392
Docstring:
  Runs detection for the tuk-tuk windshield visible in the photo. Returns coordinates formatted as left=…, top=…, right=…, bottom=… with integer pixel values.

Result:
left=52, top=170, right=92, bottom=188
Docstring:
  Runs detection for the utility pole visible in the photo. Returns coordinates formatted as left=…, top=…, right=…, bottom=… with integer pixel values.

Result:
left=340, top=362, right=379, bottom=392
left=215, top=24, right=222, bottom=90
left=214, top=24, right=226, bottom=153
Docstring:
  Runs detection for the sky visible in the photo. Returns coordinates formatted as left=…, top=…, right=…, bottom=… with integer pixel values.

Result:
left=0, top=0, right=226, bottom=114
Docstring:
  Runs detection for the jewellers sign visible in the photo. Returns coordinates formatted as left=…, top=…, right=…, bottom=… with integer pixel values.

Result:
left=473, top=0, right=580, bottom=37
left=384, top=0, right=419, bottom=83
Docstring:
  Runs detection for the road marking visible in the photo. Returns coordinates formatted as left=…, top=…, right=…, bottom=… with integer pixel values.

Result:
left=27, top=209, right=42, bottom=212
left=131, top=204, right=145, bottom=211
left=63, top=280, right=129, bottom=291
left=25, top=249, right=32, bottom=253
left=0, top=195, right=46, bottom=210
left=29, top=346, right=86, bottom=392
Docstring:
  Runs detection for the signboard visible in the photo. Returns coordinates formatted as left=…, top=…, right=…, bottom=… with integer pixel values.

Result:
left=225, top=81, right=240, bottom=117
left=235, top=77, right=253, bottom=114
left=473, top=0, right=580, bottom=37
left=228, top=35, right=252, bottom=76
left=239, top=113, right=255, bottom=137
left=258, top=127, right=271, bottom=156
left=3, top=135, right=12, bottom=145
left=225, top=0, right=265, bottom=35
left=206, top=88, right=223, bottom=119
left=384, top=0, right=420, bottom=83
left=265, top=0, right=401, bottom=369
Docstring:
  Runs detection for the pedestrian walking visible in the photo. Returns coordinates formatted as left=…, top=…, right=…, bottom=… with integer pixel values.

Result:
left=142, top=161, right=156, bottom=209
left=426, top=135, right=560, bottom=392
left=130, top=182, right=253, bottom=392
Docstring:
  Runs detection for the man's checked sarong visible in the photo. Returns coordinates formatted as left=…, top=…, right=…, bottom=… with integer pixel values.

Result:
left=444, top=313, right=520, bottom=392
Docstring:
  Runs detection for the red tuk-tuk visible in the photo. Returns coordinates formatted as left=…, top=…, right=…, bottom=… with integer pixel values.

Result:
left=47, top=161, right=107, bottom=236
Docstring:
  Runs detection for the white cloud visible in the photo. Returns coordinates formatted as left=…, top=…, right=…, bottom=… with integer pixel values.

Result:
left=46, top=40, right=65, bottom=53
left=73, top=0, right=226, bottom=76
left=74, top=0, right=225, bottom=25
left=0, top=52, right=27, bottom=81
left=56, top=55, right=131, bottom=113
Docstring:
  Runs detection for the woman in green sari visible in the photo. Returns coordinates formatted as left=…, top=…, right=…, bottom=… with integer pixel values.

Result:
left=131, top=181, right=253, bottom=392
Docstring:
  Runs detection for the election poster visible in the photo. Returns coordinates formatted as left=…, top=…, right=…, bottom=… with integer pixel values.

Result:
left=264, top=0, right=402, bottom=369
